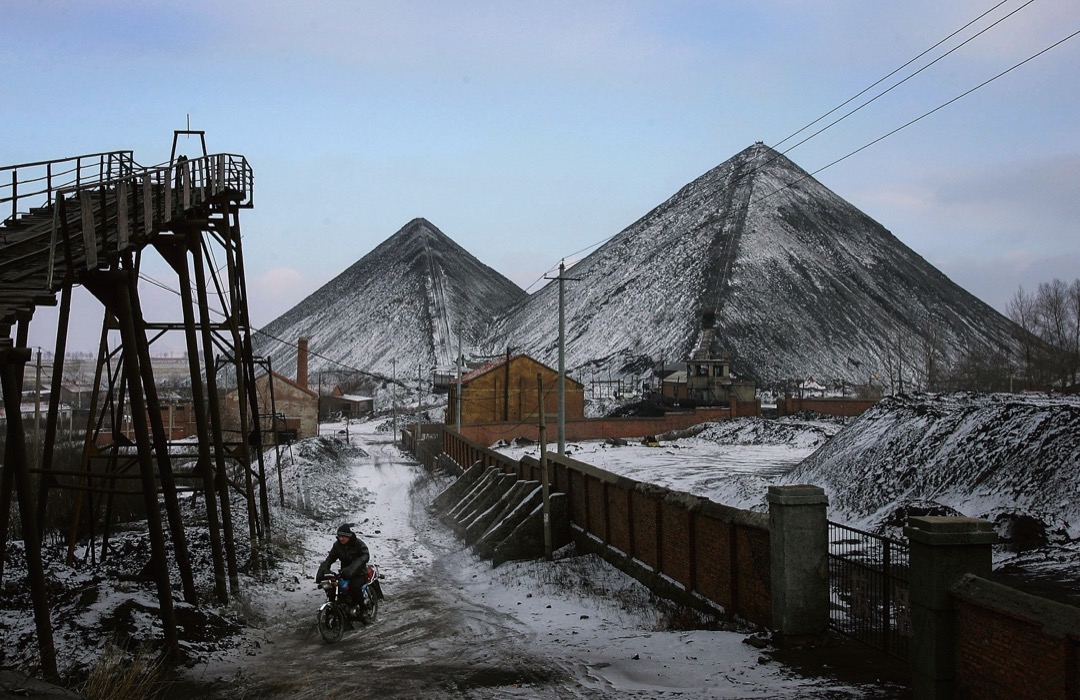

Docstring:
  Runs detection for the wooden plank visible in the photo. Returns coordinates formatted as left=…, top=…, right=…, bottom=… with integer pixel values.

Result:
left=143, top=177, right=153, bottom=231
left=163, top=173, right=172, bottom=222
left=79, top=190, right=97, bottom=268
left=214, top=155, right=225, bottom=194
left=182, top=161, right=191, bottom=210
left=117, top=181, right=129, bottom=250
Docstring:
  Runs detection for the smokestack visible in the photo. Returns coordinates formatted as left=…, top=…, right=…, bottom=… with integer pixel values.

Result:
left=297, top=336, right=309, bottom=389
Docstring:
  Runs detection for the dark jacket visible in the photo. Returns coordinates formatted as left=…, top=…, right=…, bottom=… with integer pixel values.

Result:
left=317, top=533, right=370, bottom=581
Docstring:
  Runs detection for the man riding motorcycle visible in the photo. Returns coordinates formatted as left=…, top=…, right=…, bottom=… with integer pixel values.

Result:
left=316, top=523, right=370, bottom=612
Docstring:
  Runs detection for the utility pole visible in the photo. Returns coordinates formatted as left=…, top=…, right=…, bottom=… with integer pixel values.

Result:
left=537, top=373, right=552, bottom=559
left=455, top=330, right=463, bottom=433
left=391, top=358, right=397, bottom=444
left=546, top=260, right=579, bottom=455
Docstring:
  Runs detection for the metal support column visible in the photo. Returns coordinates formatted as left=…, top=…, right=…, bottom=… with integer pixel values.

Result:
left=124, top=262, right=198, bottom=605
left=191, top=235, right=241, bottom=593
left=158, top=232, right=229, bottom=603
left=1, top=345, right=59, bottom=680
left=34, top=283, right=72, bottom=537
left=86, top=270, right=179, bottom=657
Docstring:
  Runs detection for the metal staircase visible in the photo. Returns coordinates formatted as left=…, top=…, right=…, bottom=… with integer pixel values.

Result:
left=0, top=131, right=263, bottom=677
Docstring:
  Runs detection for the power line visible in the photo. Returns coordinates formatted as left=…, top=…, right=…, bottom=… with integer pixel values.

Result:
left=755, top=25, right=1080, bottom=204
left=526, top=1, right=1043, bottom=286
left=772, top=0, right=1037, bottom=161
left=771, top=0, right=1019, bottom=152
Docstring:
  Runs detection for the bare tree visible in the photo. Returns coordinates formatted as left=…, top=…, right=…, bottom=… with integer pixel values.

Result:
left=1067, top=279, right=1080, bottom=387
left=1009, top=277, right=1080, bottom=390
left=1007, top=286, right=1040, bottom=389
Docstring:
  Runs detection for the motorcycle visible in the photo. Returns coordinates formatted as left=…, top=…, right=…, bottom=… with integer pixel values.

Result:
left=315, top=563, right=384, bottom=643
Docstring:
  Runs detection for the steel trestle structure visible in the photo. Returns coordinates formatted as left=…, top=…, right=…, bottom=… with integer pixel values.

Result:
left=0, top=132, right=266, bottom=677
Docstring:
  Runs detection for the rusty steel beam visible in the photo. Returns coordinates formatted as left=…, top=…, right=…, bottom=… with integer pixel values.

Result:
left=124, top=263, right=198, bottom=606
left=156, top=231, right=229, bottom=604
left=67, top=312, right=110, bottom=567
left=35, top=283, right=72, bottom=537
left=1, top=345, right=59, bottom=681
left=191, top=235, right=241, bottom=593
left=84, top=269, right=179, bottom=658
left=226, top=205, right=272, bottom=533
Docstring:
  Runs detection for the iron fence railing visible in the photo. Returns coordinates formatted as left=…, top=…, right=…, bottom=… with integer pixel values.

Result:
left=41, top=153, right=252, bottom=287
left=0, top=151, right=135, bottom=222
left=828, top=520, right=911, bottom=661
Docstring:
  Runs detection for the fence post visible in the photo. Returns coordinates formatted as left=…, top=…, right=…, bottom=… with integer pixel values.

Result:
left=905, top=516, right=995, bottom=700
left=767, top=485, right=829, bottom=636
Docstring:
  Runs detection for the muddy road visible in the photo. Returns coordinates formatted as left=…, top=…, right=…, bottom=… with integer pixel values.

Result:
left=194, top=430, right=596, bottom=699
left=178, top=426, right=909, bottom=700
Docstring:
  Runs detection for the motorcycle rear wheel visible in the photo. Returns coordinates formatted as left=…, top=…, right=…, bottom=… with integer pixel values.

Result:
left=318, top=604, right=346, bottom=643
left=360, top=594, right=379, bottom=624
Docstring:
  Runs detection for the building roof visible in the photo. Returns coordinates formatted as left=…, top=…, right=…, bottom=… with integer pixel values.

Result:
left=461, top=354, right=523, bottom=383
left=267, top=371, right=319, bottom=398
left=460, top=353, right=583, bottom=388
left=336, top=394, right=373, bottom=403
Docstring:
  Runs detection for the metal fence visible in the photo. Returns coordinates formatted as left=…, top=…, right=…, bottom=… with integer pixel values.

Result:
left=828, top=520, right=911, bottom=661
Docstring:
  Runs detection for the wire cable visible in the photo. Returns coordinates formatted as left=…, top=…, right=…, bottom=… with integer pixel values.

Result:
left=754, top=26, right=1080, bottom=204
left=524, top=1, right=1036, bottom=292
left=771, top=0, right=1018, bottom=151
left=774, top=0, right=1037, bottom=161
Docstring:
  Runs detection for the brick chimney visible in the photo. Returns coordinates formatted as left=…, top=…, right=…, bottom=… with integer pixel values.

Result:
left=297, top=336, right=309, bottom=389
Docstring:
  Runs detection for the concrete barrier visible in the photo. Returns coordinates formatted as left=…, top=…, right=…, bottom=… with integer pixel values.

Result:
left=432, top=460, right=570, bottom=565
left=492, top=493, right=569, bottom=567
left=432, top=460, right=484, bottom=512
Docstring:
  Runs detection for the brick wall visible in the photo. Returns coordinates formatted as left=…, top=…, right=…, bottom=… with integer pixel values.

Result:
left=778, top=396, right=876, bottom=418
left=511, top=438, right=770, bottom=625
left=456, top=404, right=761, bottom=447
left=952, top=575, right=1080, bottom=700
left=431, top=427, right=772, bottom=625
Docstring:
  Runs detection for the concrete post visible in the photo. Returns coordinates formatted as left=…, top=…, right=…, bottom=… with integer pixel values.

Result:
left=767, top=485, right=829, bottom=636
left=905, top=516, right=996, bottom=700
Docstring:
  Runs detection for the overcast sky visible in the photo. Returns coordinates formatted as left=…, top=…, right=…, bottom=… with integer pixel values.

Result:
left=6, top=0, right=1079, bottom=355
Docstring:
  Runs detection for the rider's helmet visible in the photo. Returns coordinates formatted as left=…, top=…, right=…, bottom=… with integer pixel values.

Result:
left=336, top=523, right=355, bottom=540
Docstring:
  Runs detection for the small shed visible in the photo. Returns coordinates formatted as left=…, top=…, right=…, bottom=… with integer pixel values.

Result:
left=446, top=353, right=584, bottom=426
left=323, top=386, right=374, bottom=419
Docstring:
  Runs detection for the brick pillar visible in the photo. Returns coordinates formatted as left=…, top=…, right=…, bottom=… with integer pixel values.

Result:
left=296, top=336, right=309, bottom=389
left=905, top=516, right=996, bottom=700
left=767, top=485, right=829, bottom=636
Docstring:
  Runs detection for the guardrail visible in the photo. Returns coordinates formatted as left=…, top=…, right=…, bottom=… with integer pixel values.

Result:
left=1, top=151, right=135, bottom=222
left=44, top=153, right=253, bottom=286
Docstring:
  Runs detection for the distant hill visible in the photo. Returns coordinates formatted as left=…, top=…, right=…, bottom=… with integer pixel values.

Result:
left=253, top=218, right=526, bottom=383
left=783, top=392, right=1080, bottom=542
left=256, top=144, right=1021, bottom=396
left=485, top=143, right=1020, bottom=389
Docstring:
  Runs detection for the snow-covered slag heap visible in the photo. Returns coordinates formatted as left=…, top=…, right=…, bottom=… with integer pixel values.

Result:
left=784, top=392, right=1080, bottom=542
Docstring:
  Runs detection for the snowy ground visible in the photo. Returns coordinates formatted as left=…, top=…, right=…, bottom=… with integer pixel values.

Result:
left=492, top=414, right=847, bottom=512
left=13, top=391, right=1074, bottom=696
left=491, top=395, right=1080, bottom=603
left=180, top=418, right=904, bottom=699
left=0, top=414, right=910, bottom=698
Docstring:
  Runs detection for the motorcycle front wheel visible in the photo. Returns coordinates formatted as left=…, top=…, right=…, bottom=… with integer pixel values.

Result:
left=317, top=603, right=346, bottom=643
left=360, top=593, right=379, bottom=624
